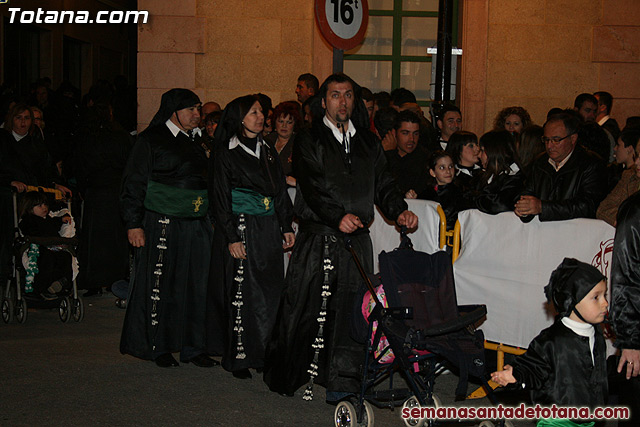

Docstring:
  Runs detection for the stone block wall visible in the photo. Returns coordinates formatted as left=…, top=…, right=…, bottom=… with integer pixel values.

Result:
left=137, top=0, right=332, bottom=129
left=461, top=0, right=640, bottom=135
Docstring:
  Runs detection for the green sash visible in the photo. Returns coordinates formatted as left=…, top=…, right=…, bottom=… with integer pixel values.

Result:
left=231, top=188, right=273, bottom=216
left=537, top=419, right=594, bottom=427
left=144, top=180, right=208, bottom=218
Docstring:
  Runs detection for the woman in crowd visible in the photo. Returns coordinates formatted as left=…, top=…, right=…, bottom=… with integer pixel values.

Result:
left=0, top=104, right=71, bottom=282
left=203, top=110, right=221, bottom=147
left=446, top=130, right=481, bottom=193
left=264, top=101, right=302, bottom=187
left=463, top=130, right=524, bottom=214
left=597, top=128, right=640, bottom=226
left=516, top=125, right=545, bottom=179
left=0, top=103, right=70, bottom=195
left=493, top=106, right=532, bottom=135
left=208, top=94, right=295, bottom=379
left=74, top=103, right=132, bottom=296
left=413, top=150, right=462, bottom=230
left=604, top=127, right=638, bottom=193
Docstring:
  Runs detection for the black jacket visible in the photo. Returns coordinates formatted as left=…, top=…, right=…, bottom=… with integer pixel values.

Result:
left=417, top=182, right=461, bottom=230
left=212, top=136, right=293, bottom=244
left=293, top=123, right=407, bottom=232
left=511, top=320, right=607, bottom=409
left=0, top=129, right=62, bottom=188
left=384, top=146, right=429, bottom=195
left=463, top=170, right=524, bottom=215
left=120, top=125, right=209, bottom=230
left=520, top=146, right=607, bottom=222
left=610, top=192, right=640, bottom=350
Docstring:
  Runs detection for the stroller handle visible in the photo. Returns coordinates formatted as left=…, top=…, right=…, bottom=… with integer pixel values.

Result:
left=344, top=237, right=382, bottom=310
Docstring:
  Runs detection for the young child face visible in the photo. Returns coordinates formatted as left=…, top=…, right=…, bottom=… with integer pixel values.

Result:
left=32, top=203, right=49, bottom=218
left=571, top=280, right=608, bottom=324
left=429, top=156, right=455, bottom=186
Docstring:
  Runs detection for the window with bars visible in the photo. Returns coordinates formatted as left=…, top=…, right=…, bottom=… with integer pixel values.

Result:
left=344, top=0, right=458, bottom=107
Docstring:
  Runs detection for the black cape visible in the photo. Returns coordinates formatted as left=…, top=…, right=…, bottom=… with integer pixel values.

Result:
left=119, top=123, right=212, bottom=361
left=263, top=121, right=407, bottom=398
left=206, top=136, right=293, bottom=372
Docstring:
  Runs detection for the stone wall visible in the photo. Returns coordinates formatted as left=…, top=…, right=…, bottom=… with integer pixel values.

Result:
left=137, top=0, right=639, bottom=133
left=461, top=0, right=640, bottom=135
left=137, top=0, right=332, bottom=129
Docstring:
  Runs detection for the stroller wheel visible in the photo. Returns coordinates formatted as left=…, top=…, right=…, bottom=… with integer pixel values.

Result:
left=59, top=296, right=71, bottom=323
left=2, top=290, right=14, bottom=324
left=15, top=298, right=27, bottom=324
left=401, top=393, right=440, bottom=427
left=362, top=401, right=375, bottom=427
left=71, top=298, right=84, bottom=322
left=334, top=400, right=357, bottom=427
left=401, top=396, right=423, bottom=427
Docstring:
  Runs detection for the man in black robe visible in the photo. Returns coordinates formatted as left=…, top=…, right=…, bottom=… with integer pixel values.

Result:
left=264, top=73, right=418, bottom=400
left=120, top=88, right=218, bottom=368
left=609, top=192, right=640, bottom=426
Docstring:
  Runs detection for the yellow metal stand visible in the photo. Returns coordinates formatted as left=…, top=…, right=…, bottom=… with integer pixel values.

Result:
left=467, top=341, right=527, bottom=399
left=25, top=185, right=64, bottom=200
left=436, top=205, right=461, bottom=262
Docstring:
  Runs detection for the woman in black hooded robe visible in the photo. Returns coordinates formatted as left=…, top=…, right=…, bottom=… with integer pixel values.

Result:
left=206, top=94, right=294, bottom=379
left=120, top=89, right=215, bottom=367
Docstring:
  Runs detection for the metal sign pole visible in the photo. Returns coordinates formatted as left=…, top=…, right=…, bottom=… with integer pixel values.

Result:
left=333, top=48, right=344, bottom=73
left=434, top=0, right=454, bottom=103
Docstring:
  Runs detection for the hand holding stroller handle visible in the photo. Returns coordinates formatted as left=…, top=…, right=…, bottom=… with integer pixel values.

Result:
left=399, top=226, right=413, bottom=250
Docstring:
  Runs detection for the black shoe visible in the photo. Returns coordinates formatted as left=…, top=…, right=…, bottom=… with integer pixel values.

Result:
left=155, top=353, right=179, bottom=368
left=184, top=354, right=219, bottom=368
left=232, top=368, right=252, bottom=379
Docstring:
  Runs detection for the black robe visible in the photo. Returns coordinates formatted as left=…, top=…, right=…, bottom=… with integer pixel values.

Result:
left=119, top=125, right=212, bottom=361
left=207, top=136, right=293, bottom=372
left=263, top=122, right=407, bottom=399
left=511, top=320, right=607, bottom=410
left=74, top=124, right=132, bottom=291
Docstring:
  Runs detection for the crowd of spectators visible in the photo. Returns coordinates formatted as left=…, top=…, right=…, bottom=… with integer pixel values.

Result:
left=0, top=76, right=136, bottom=294
left=2, top=74, right=640, bottom=296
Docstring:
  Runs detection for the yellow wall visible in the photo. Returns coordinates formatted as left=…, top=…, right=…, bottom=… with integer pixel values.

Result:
left=136, top=0, right=640, bottom=133
left=137, top=0, right=332, bottom=129
left=461, top=0, right=640, bottom=135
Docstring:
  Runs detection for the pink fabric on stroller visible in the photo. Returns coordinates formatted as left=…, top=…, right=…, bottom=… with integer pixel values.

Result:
left=361, top=284, right=395, bottom=363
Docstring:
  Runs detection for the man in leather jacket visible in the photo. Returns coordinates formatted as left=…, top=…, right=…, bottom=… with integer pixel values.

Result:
left=515, top=112, right=607, bottom=222
left=610, top=192, right=640, bottom=426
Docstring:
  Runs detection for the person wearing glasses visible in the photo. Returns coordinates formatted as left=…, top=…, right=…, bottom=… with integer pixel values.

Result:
left=515, top=111, right=607, bottom=222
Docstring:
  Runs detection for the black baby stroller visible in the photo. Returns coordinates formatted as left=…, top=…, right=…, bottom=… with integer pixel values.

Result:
left=2, top=187, right=84, bottom=324
left=334, top=231, right=496, bottom=427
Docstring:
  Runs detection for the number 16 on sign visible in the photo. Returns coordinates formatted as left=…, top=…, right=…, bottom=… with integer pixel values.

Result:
left=315, top=0, right=369, bottom=51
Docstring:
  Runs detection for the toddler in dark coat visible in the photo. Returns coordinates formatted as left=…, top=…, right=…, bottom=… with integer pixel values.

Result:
left=19, top=191, right=72, bottom=300
left=492, top=258, right=609, bottom=427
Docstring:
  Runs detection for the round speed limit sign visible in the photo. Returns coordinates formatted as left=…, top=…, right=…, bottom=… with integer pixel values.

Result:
left=315, top=0, right=369, bottom=51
